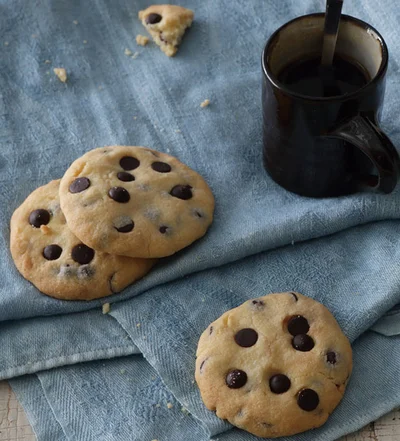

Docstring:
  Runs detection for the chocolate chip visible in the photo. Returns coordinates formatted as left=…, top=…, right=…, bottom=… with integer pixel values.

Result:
left=71, top=244, right=95, bottom=264
left=251, top=299, right=265, bottom=309
left=43, top=244, right=62, bottom=260
left=292, top=334, right=314, bottom=352
left=117, top=172, right=135, bottom=182
left=146, top=13, right=162, bottom=24
left=29, top=209, right=50, bottom=228
left=327, top=351, right=337, bottom=364
left=200, top=359, right=207, bottom=373
left=209, top=326, right=213, bottom=335
left=290, top=292, right=299, bottom=301
left=120, top=156, right=140, bottom=170
left=151, top=161, right=171, bottom=173
left=287, top=315, right=310, bottom=336
left=108, top=187, right=130, bottom=203
left=69, top=177, right=90, bottom=193
left=115, top=221, right=134, bottom=233
left=269, top=374, right=291, bottom=394
left=159, top=226, right=168, bottom=234
left=194, top=210, right=203, bottom=218
left=297, top=389, right=319, bottom=411
left=226, top=370, right=247, bottom=389
left=170, top=185, right=193, bottom=200
left=234, top=328, right=258, bottom=348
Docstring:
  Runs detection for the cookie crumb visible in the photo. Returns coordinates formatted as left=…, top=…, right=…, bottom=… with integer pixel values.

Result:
left=44, top=60, right=51, bottom=64
left=4, top=41, right=9, bottom=46
left=73, top=20, right=79, bottom=25
left=102, top=303, right=110, bottom=314
left=166, top=402, right=173, bottom=409
left=136, top=322, right=141, bottom=328
left=83, top=40, right=88, bottom=44
left=151, top=439, right=159, bottom=441
left=131, top=51, right=140, bottom=59
left=200, top=99, right=210, bottom=108
left=124, top=48, right=133, bottom=56
left=175, top=129, right=181, bottom=133
left=136, top=35, right=149, bottom=46
left=53, top=68, right=67, bottom=83
left=120, top=369, right=126, bottom=374
left=181, top=406, right=189, bottom=415
left=40, top=225, right=51, bottom=235
left=155, top=403, right=161, bottom=408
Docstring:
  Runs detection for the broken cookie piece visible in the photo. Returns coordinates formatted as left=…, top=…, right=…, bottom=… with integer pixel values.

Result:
left=136, top=34, right=149, bottom=46
left=138, top=4, right=194, bottom=57
left=53, top=68, right=67, bottom=83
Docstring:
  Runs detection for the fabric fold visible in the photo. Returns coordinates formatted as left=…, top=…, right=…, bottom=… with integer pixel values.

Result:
left=11, top=331, right=400, bottom=441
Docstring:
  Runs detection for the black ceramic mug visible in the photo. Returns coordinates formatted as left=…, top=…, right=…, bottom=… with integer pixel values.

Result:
left=262, top=13, right=399, bottom=197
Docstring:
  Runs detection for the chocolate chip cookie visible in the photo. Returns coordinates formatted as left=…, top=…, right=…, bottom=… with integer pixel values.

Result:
left=138, top=5, right=194, bottom=57
left=10, top=180, right=155, bottom=300
left=195, top=292, right=353, bottom=438
left=59, top=146, right=214, bottom=258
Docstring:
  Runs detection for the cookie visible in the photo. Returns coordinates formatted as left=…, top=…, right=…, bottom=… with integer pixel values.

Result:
left=138, top=5, right=194, bottom=57
left=59, top=146, right=214, bottom=258
left=195, top=292, right=353, bottom=438
left=10, top=180, right=155, bottom=300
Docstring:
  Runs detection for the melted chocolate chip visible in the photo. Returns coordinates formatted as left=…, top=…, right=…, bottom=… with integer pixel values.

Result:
left=297, top=389, right=319, bottom=411
left=287, top=315, right=310, bottom=336
left=234, top=328, right=258, bottom=348
left=108, top=187, right=130, bottom=203
left=327, top=351, right=337, bottom=364
left=151, top=161, right=171, bottom=173
left=290, top=292, right=299, bottom=301
left=226, top=370, right=247, bottom=389
left=170, top=185, right=193, bottom=200
left=292, top=334, right=314, bottom=352
left=77, top=265, right=95, bottom=278
left=117, top=172, right=135, bottom=182
left=69, top=177, right=90, bottom=193
left=159, top=226, right=168, bottom=234
left=29, top=209, right=50, bottom=228
left=120, top=156, right=140, bottom=171
left=115, top=221, right=134, bottom=233
left=71, top=244, right=95, bottom=264
left=43, top=244, right=62, bottom=260
left=269, top=374, right=291, bottom=394
left=146, top=13, right=162, bottom=24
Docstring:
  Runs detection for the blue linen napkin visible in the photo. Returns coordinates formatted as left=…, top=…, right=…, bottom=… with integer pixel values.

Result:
left=1, top=0, right=400, bottom=439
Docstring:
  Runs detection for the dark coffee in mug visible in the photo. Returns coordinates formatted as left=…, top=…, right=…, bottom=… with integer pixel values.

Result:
left=278, top=54, right=370, bottom=98
left=261, top=14, right=399, bottom=197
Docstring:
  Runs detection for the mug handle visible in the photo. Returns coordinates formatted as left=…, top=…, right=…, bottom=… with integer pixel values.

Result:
left=327, top=115, right=399, bottom=193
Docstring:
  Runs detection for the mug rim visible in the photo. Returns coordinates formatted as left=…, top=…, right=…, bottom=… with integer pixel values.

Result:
left=262, top=13, right=389, bottom=102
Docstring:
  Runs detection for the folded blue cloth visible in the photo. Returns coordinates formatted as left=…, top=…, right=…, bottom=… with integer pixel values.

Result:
left=11, top=331, right=400, bottom=441
left=1, top=0, right=400, bottom=439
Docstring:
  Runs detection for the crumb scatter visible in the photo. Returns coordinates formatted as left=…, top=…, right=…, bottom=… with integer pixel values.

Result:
left=53, top=68, right=67, bottom=83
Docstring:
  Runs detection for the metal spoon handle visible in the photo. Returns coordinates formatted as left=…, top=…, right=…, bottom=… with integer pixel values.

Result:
left=321, top=0, right=344, bottom=66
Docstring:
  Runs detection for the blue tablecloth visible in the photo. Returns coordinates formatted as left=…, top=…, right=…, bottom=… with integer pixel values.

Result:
left=1, top=0, right=400, bottom=439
